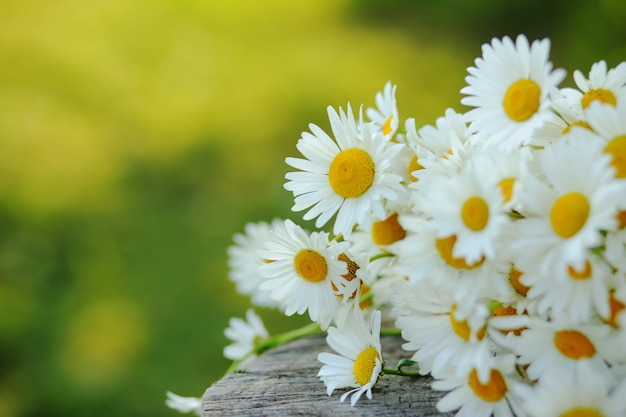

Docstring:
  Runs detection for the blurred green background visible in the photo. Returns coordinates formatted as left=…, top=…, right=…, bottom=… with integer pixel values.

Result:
left=0, top=0, right=624, bottom=416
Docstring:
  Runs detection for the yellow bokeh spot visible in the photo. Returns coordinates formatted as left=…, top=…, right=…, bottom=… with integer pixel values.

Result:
left=371, top=213, right=406, bottom=245
left=328, top=148, right=375, bottom=198
left=353, top=346, right=380, bottom=386
left=294, top=249, right=328, bottom=283
left=407, top=154, right=424, bottom=182
left=435, top=235, right=484, bottom=270
left=604, top=135, right=626, bottom=178
left=553, top=329, right=596, bottom=360
left=567, top=261, right=592, bottom=280
left=503, top=79, right=541, bottom=122
left=461, top=196, right=489, bottom=231
left=550, top=192, right=590, bottom=238
left=560, top=407, right=605, bottom=417
left=468, top=368, right=507, bottom=403
left=581, top=88, right=617, bottom=109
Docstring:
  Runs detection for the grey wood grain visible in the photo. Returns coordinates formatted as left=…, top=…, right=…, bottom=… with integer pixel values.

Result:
left=202, top=332, right=454, bottom=416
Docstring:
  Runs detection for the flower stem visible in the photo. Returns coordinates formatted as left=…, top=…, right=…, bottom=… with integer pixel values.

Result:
left=383, top=359, right=421, bottom=377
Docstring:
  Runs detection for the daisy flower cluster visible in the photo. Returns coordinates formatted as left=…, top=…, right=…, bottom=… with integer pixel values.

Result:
left=168, top=35, right=626, bottom=417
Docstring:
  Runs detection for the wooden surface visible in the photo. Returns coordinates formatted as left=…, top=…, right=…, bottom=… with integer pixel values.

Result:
left=202, top=332, right=454, bottom=416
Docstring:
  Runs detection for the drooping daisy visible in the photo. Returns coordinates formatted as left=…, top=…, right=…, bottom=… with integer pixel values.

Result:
left=284, top=104, right=405, bottom=237
left=227, top=219, right=285, bottom=309
left=317, top=309, right=383, bottom=406
left=165, top=391, right=202, bottom=416
left=512, top=131, right=626, bottom=279
left=432, top=354, right=527, bottom=417
left=585, top=100, right=626, bottom=179
left=461, top=34, right=566, bottom=150
left=366, top=81, right=399, bottom=139
left=223, top=309, right=269, bottom=368
left=562, top=60, right=626, bottom=112
left=257, top=219, right=356, bottom=329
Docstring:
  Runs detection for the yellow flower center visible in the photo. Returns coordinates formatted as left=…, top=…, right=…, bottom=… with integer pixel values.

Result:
left=560, top=407, right=605, bottom=417
left=294, top=249, right=328, bottom=283
left=554, top=329, right=596, bottom=360
left=604, top=135, right=626, bottom=178
left=436, top=235, right=485, bottom=270
left=359, top=282, right=373, bottom=310
left=450, top=305, right=486, bottom=342
left=408, top=154, right=424, bottom=182
left=604, top=290, right=625, bottom=328
left=468, top=368, right=507, bottom=403
left=562, top=121, right=593, bottom=135
left=461, top=196, right=490, bottom=231
left=550, top=192, right=590, bottom=238
left=498, top=178, right=515, bottom=203
left=581, top=88, right=617, bottom=109
left=617, top=210, right=626, bottom=230
left=372, top=213, right=406, bottom=245
left=382, top=115, right=394, bottom=136
left=509, top=265, right=530, bottom=296
left=567, top=261, right=592, bottom=280
left=492, top=305, right=526, bottom=336
left=353, top=346, right=380, bottom=386
left=328, top=148, right=375, bottom=198
left=503, top=79, right=541, bottom=122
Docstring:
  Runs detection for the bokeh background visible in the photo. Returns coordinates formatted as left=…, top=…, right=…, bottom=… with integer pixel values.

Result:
left=0, top=1, right=624, bottom=416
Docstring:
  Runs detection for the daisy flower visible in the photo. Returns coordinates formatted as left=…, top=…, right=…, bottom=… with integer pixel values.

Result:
left=366, top=81, right=399, bottom=138
left=317, top=309, right=383, bottom=406
left=227, top=219, right=285, bottom=309
left=461, top=34, right=566, bottom=150
left=165, top=391, right=202, bottom=416
left=518, top=366, right=626, bottom=417
left=585, top=100, right=626, bottom=179
left=512, top=131, right=626, bottom=279
left=564, top=60, right=626, bottom=111
left=257, top=219, right=355, bottom=329
left=223, top=309, right=269, bottom=368
left=284, top=104, right=405, bottom=237
left=432, top=354, right=527, bottom=417
left=511, top=314, right=615, bottom=383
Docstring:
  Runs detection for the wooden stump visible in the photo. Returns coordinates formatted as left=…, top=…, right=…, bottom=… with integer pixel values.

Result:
left=202, top=332, right=453, bottom=416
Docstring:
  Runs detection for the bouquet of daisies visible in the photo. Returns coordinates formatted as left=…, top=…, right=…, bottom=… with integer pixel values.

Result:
left=169, top=35, right=626, bottom=417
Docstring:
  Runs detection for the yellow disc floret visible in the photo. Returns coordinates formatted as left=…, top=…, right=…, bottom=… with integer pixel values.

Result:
left=508, top=265, right=530, bottom=297
left=436, top=235, right=485, bottom=270
left=604, top=135, right=626, bottom=178
left=581, top=88, right=617, bottom=109
left=294, top=249, right=328, bottom=283
left=461, top=196, right=490, bottom=231
left=550, top=192, right=590, bottom=238
left=498, top=178, right=515, bottom=203
left=468, top=368, right=507, bottom=403
left=353, top=346, right=380, bottom=386
left=553, top=329, right=596, bottom=360
left=328, top=148, right=375, bottom=198
left=372, top=213, right=406, bottom=245
left=567, top=261, right=592, bottom=280
left=450, top=305, right=486, bottom=342
left=560, top=407, right=605, bottom=417
left=503, top=79, right=541, bottom=122
left=407, top=154, right=424, bottom=182
left=382, top=116, right=394, bottom=136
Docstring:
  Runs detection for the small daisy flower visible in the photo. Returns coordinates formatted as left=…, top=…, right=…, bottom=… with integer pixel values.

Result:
left=565, top=60, right=626, bottom=111
left=366, top=81, right=399, bottom=138
left=227, top=219, right=285, bottom=309
left=317, top=309, right=383, bottom=406
left=585, top=100, right=626, bottom=179
left=461, top=34, right=566, bottom=150
left=223, top=309, right=269, bottom=367
left=432, top=354, right=527, bottom=417
left=284, top=104, right=405, bottom=237
left=513, top=132, right=626, bottom=278
left=257, top=219, right=355, bottom=329
left=165, top=391, right=202, bottom=416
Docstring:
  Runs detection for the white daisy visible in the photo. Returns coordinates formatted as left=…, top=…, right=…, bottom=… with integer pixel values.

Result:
left=317, top=309, right=383, bottom=406
left=165, top=391, right=202, bottom=416
left=227, top=219, right=285, bottom=309
left=366, top=81, right=399, bottom=138
left=284, top=104, right=405, bottom=237
left=257, top=219, right=355, bottom=329
left=223, top=309, right=269, bottom=367
left=461, top=34, right=566, bottom=150
left=512, top=131, right=626, bottom=279
left=585, top=100, right=626, bottom=179
left=563, top=60, right=626, bottom=112
left=432, top=354, right=527, bottom=417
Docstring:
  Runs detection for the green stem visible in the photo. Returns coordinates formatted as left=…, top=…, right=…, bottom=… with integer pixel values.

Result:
left=383, top=359, right=421, bottom=377
left=369, top=252, right=395, bottom=262
left=380, top=327, right=402, bottom=336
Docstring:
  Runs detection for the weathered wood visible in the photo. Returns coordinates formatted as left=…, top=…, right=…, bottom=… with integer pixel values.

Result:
left=202, top=332, right=454, bottom=416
